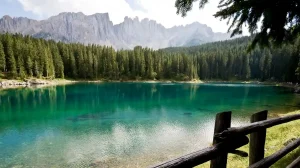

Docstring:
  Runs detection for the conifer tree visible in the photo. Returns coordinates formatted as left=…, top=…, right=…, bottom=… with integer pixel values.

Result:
left=0, top=42, right=6, bottom=74
left=0, top=33, right=299, bottom=83
left=24, top=37, right=34, bottom=77
left=3, top=34, right=17, bottom=77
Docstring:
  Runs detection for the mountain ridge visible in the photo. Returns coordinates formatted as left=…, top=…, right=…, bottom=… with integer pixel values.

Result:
left=0, top=12, right=231, bottom=49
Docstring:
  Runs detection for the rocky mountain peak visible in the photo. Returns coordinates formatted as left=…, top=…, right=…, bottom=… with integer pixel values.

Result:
left=2, top=15, right=12, bottom=20
left=0, top=12, right=231, bottom=49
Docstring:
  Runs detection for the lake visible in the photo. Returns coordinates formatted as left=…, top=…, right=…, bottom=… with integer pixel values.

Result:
left=0, top=82, right=299, bottom=167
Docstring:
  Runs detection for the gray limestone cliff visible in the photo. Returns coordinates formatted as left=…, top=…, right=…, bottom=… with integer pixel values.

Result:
left=0, top=12, right=231, bottom=49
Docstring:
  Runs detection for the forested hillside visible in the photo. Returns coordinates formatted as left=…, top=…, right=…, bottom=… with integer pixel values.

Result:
left=162, top=36, right=300, bottom=82
left=0, top=33, right=299, bottom=82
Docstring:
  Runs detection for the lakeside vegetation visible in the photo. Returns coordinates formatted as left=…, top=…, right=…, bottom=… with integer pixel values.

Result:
left=198, top=111, right=300, bottom=168
left=0, top=32, right=299, bottom=167
left=0, top=33, right=300, bottom=83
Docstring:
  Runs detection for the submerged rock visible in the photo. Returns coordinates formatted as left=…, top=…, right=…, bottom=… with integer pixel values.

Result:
left=67, top=113, right=111, bottom=122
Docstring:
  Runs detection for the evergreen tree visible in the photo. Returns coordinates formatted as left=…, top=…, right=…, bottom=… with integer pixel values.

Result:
left=0, top=33, right=300, bottom=83
left=175, top=0, right=300, bottom=49
left=24, top=37, right=34, bottom=77
left=242, top=55, right=251, bottom=80
left=3, top=34, right=17, bottom=77
left=0, top=42, right=6, bottom=73
left=51, top=44, right=64, bottom=78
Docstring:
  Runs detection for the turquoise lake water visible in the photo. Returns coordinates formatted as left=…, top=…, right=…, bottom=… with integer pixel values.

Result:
left=0, top=82, right=300, bottom=167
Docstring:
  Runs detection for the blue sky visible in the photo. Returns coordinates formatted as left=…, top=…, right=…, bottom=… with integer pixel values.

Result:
left=0, top=0, right=236, bottom=33
left=0, top=0, right=36, bottom=19
left=0, top=0, right=151, bottom=20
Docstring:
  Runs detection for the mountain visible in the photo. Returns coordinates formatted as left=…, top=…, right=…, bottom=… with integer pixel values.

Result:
left=0, top=12, right=231, bottom=49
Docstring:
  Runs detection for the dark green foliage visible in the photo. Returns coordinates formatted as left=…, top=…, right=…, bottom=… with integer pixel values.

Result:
left=0, top=42, right=5, bottom=73
left=3, top=34, right=17, bottom=77
left=1, top=33, right=300, bottom=82
left=175, top=0, right=300, bottom=49
left=163, top=36, right=300, bottom=82
left=23, top=37, right=34, bottom=77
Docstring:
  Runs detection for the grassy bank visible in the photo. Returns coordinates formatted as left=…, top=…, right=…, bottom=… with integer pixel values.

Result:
left=198, top=111, right=300, bottom=168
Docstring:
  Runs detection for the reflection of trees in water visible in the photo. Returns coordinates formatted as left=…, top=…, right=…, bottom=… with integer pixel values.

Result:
left=0, top=83, right=204, bottom=130
left=150, top=84, right=157, bottom=98
left=0, top=86, right=63, bottom=131
left=189, top=84, right=199, bottom=100
left=0, top=86, right=62, bottom=122
left=1, top=83, right=300, bottom=129
left=1, top=83, right=300, bottom=167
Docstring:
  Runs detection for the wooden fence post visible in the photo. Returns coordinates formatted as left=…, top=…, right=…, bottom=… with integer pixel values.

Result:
left=287, top=156, right=300, bottom=168
left=210, top=111, right=232, bottom=168
left=249, top=110, right=268, bottom=166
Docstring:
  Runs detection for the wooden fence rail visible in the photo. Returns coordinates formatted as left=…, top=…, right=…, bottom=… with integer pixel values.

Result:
left=151, top=110, right=300, bottom=168
left=249, top=138, right=300, bottom=168
left=150, top=136, right=248, bottom=168
left=215, top=113, right=300, bottom=139
left=287, top=156, right=300, bottom=168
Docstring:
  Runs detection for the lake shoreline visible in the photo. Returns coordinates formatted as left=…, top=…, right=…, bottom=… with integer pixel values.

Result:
left=0, top=79, right=204, bottom=89
left=203, top=80, right=300, bottom=92
left=0, top=79, right=76, bottom=90
left=1, top=78, right=298, bottom=91
left=80, top=79, right=204, bottom=83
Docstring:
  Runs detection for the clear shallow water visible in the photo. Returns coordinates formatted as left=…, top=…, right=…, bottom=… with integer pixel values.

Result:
left=0, top=82, right=299, bottom=168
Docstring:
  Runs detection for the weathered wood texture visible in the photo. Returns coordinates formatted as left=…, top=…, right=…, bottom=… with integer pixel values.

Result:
left=287, top=156, right=300, bottom=168
left=249, top=110, right=268, bottom=166
left=215, top=113, right=300, bottom=139
left=152, top=111, right=300, bottom=168
left=249, top=138, right=300, bottom=168
left=230, top=150, right=248, bottom=157
left=210, top=111, right=232, bottom=168
left=151, top=136, right=249, bottom=168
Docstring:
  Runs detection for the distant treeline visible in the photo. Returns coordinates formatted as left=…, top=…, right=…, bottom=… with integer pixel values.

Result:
left=162, top=37, right=300, bottom=82
left=0, top=33, right=299, bottom=82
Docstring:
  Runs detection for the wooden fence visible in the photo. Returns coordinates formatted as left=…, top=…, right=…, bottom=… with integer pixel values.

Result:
left=151, top=110, right=300, bottom=168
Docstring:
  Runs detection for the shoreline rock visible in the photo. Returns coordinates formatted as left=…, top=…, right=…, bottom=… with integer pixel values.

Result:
left=0, top=79, right=74, bottom=89
left=0, top=80, right=29, bottom=86
left=2, top=79, right=297, bottom=90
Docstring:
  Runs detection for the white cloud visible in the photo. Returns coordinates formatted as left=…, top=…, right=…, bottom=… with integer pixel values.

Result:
left=16, top=0, right=244, bottom=33
left=18, top=0, right=141, bottom=24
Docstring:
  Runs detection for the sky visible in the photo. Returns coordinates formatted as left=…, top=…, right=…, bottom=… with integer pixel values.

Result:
left=0, top=0, right=236, bottom=33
